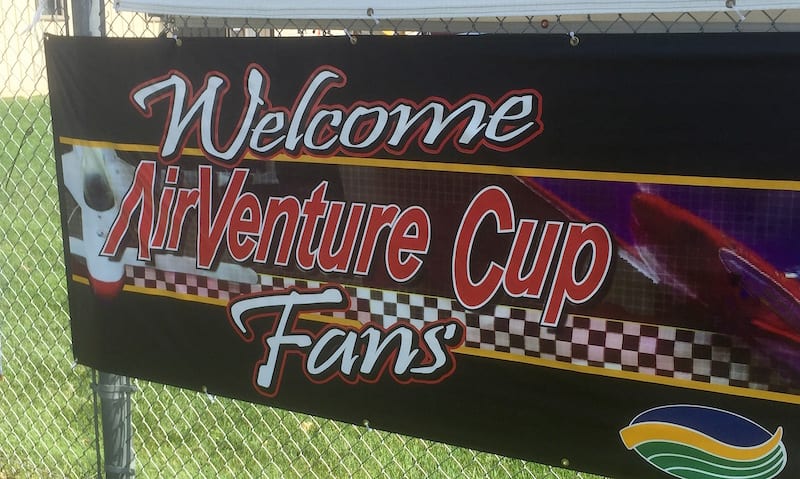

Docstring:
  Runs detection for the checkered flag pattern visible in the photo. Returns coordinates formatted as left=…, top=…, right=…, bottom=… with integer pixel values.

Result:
left=127, top=265, right=799, bottom=394
left=129, top=266, right=260, bottom=301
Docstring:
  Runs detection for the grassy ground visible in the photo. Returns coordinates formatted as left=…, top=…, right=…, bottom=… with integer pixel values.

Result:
left=0, top=96, right=606, bottom=478
left=0, top=95, right=99, bottom=478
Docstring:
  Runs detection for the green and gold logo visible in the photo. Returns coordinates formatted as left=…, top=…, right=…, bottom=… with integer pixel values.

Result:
left=620, top=405, right=786, bottom=479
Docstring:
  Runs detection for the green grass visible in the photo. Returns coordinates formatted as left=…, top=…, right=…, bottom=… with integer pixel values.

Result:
left=0, top=95, right=606, bottom=478
left=0, top=95, right=99, bottom=479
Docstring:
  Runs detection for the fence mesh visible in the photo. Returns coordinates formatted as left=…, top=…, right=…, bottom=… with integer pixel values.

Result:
left=0, top=3, right=99, bottom=479
left=2, top=2, right=799, bottom=477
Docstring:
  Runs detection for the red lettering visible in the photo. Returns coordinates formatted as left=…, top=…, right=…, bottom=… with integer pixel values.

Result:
left=254, top=197, right=301, bottom=266
left=100, top=164, right=433, bottom=282
left=540, top=223, right=612, bottom=327
left=318, top=202, right=366, bottom=273
left=354, top=204, right=400, bottom=275
left=296, top=182, right=329, bottom=270
left=227, top=192, right=262, bottom=262
left=101, top=160, right=156, bottom=261
left=452, top=186, right=514, bottom=310
left=503, top=220, right=562, bottom=298
left=150, top=184, right=175, bottom=250
left=165, top=188, right=199, bottom=251
left=453, top=187, right=613, bottom=325
left=386, top=206, right=430, bottom=283
left=152, top=166, right=181, bottom=250
left=196, top=166, right=249, bottom=269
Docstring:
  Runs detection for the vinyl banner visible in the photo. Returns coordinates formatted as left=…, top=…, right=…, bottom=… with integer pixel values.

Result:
left=46, top=34, right=800, bottom=478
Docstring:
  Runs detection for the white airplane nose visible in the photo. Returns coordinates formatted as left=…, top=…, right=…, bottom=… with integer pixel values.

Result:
left=76, top=146, right=129, bottom=299
left=84, top=215, right=127, bottom=299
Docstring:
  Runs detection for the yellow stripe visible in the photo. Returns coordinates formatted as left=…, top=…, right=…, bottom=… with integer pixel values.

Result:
left=454, top=346, right=800, bottom=405
left=61, top=137, right=160, bottom=153
left=72, top=274, right=226, bottom=306
left=620, top=422, right=783, bottom=461
left=72, top=273, right=800, bottom=405
left=300, top=313, right=362, bottom=328
left=59, top=136, right=800, bottom=191
left=73, top=274, right=364, bottom=325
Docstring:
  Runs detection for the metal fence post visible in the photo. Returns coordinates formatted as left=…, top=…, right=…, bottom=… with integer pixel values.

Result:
left=71, top=1, right=134, bottom=477
left=94, top=374, right=137, bottom=479
left=71, top=0, right=105, bottom=37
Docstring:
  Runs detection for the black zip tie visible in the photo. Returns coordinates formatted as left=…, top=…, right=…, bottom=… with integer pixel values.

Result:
left=4, top=124, right=35, bottom=190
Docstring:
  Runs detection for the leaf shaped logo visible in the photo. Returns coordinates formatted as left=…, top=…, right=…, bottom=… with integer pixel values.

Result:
left=620, top=405, right=786, bottom=479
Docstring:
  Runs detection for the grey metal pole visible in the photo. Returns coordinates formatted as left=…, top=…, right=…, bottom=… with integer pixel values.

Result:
left=71, top=0, right=105, bottom=37
left=71, top=1, right=134, bottom=477
left=94, top=373, right=137, bottom=479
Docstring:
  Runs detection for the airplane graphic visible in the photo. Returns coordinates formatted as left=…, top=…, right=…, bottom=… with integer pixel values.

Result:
left=522, top=177, right=800, bottom=376
left=61, top=145, right=258, bottom=300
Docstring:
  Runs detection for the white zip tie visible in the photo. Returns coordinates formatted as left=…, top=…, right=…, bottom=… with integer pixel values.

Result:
left=22, top=0, right=46, bottom=34
left=201, top=385, right=216, bottom=403
left=725, top=0, right=746, bottom=21
left=367, top=8, right=380, bottom=25
left=344, top=29, right=358, bottom=45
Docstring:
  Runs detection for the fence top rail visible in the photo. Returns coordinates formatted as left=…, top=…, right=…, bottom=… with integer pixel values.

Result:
left=149, top=9, right=800, bottom=35
left=115, top=0, right=800, bottom=19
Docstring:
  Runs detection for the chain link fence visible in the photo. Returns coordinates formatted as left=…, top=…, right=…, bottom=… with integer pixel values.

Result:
left=0, top=3, right=99, bottom=479
left=2, top=1, right=800, bottom=477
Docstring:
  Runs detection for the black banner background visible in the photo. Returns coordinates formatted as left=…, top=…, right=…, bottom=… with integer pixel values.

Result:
left=46, top=34, right=800, bottom=479
left=46, top=34, right=800, bottom=179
